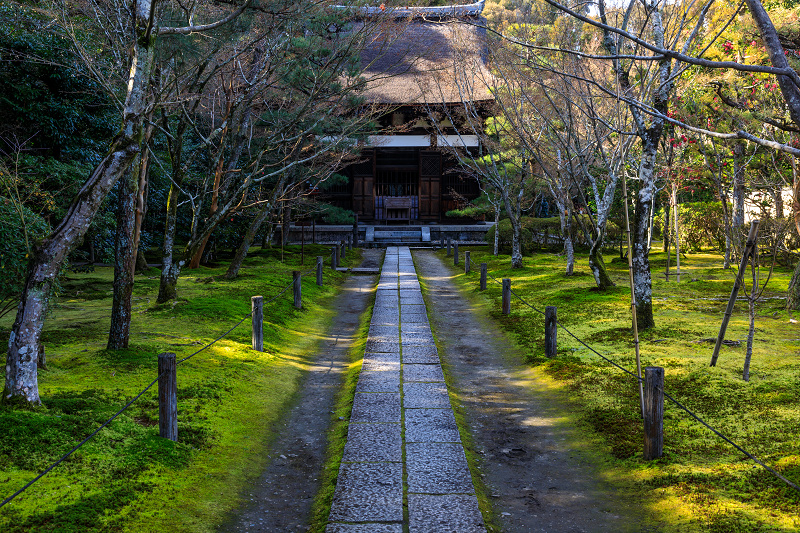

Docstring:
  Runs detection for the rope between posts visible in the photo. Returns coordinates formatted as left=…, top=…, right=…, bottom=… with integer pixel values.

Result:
left=467, top=255, right=800, bottom=494
left=0, top=278, right=297, bottom=511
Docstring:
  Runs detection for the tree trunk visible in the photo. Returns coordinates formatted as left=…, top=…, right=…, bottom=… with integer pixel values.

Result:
left=493, top=209, right=500, bottom=256
left=136, top=249, right=149, bottom=273
left=787, top=259, right=800, bottom=310
left=744, top=257, right=757, bottom=381
left=157, top=181, right=182, bottom=304
left=663, top=202, right=670, bottom=253
left=633, top=142, right=658, bottom=330
left=107, top=171, right=137, bottom=350
left=744, top=295, right=755, bottom=381
left=733, top=142, right=746, bottom=248
left=4, top=9, right=155, bottom=404
left=510, top=220, right=523, bottom=268
left=282, top=205, right=292, bottom=244
left=559, top=206, right=574, bottom=276
left=589, top=239, right=615, bottom=289
left=226, top=205, right=271, bottom=279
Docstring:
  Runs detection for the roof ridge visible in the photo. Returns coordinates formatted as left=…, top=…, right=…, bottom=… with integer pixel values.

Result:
left=330, top=0, right=485, bottom=19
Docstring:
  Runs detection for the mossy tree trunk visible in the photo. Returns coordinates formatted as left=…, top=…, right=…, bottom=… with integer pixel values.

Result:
left=5, top=6, right=156, bottom=403
left=108, top=170, right=138, bottom=350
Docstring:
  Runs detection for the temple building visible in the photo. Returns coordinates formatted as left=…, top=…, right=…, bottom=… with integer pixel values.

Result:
left=322, top=1, right=494, bottom=223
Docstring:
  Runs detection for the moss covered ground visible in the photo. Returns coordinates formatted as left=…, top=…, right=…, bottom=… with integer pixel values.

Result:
left=442, top=246, right=800, bottom=532
left=0, top=245, right=360, bottom=532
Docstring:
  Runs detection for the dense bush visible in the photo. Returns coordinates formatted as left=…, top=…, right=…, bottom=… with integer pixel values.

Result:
left=486, top=215, right=624, bottom=253
left=654, top=201, right=728, bottom=251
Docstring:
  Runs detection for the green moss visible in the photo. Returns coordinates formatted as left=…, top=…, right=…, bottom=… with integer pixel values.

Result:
left=438, top=245, right=800, bottom=531
left=0, top=245, right=360, bottom=532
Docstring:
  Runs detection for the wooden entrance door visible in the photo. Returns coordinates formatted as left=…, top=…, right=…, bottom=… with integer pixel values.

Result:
left=351, top=149, right=375, bottom=219
left=419, top=150, right=441, bottom=221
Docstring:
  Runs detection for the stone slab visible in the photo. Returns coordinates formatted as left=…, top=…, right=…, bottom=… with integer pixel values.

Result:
left=407, top=494, right=485, bottom=532
left=401, top=331, right=435, bottom=345
left=400, top=323, right=432, bottom=335
left=403, top=364, right=444, bottom=382
left=371, top=310, right=399, bottom=326
left=342, top=423, right=402, bottom=462
left=404, top=408, right=461, bottom=443
left=328, top=462, right=403, bottom=522
left=399, top=313, right=428, bottom=324
left=399, top=294, right=425, bottom=305
left=406, top=442, right=475, bottom=494
left=327, top=524, right=403, bottom=533
left=403, top=382, right=450, bottom=408
left=351, top=393, right=401, bottom=423
left=368, top=325, right=398, bottom=337
left=351, top=267, right=380, bottom=275
left=402, top=344, right=439, bottom=363
left=365, top=339, right=401, bottom=353
left=356, top=367, right=400, bottom=393
left=362, top=352, right=401, bottom=365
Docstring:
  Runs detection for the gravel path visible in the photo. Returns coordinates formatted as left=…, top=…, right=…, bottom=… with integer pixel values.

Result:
left=217, top=250, right=383, bottom=532
left=413, top=249, right=640, bottom=532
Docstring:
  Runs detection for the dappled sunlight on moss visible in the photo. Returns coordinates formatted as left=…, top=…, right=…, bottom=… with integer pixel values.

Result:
left=441, top=245, right=800, bottom=531
left=0, top=245, right=360, bottom=532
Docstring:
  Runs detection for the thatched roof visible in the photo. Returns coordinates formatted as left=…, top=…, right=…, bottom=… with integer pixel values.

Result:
left=346, top=4, right=494, bottom=105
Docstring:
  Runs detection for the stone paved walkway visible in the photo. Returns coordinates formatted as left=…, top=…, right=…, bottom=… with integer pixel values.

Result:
left=327, top=246, right=486, bottom=532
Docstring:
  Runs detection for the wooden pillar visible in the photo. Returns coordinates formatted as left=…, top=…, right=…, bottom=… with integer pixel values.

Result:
left=353, top=214, right=359, bottom=247
left=480, top=263, right=487, bottom=291
left=251, top=296, right=264, bottom=351
left=333, top=245, right=339, bottom=269
left=347, top=234, right=352, bottom=251
left=158, top=352, right=177, bottom=442
left=446, top=238, right=452, bottom=256
left=545, top=306, right=557, bottom=357
left=454, top=242, right=459, bottom=266
left=644, top=366, right=665, bottom=460
left=465, top=251, right=471, bottom=274
left=340, top=240, right=346, bottom=260
left=293, top=271, right=302, bottom=309
left=502, top=278, right=511, bottom=315
left=316, top=256, right=323, bottom=286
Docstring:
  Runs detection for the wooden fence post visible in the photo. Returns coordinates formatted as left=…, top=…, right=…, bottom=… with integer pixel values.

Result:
left=447, top=237, right=452, bottom=256
left=316, top=256, right=323, bottom=286
left=293, top=271, right=302, bottom=309
left=347, top=234, right=352, bottom=251
left=545, top=306, right=557, bottom=357
left=252, top=296, right=264, bottom=351
left=158, top=352, right=177, bottom=442
left=465, top=251, right=470, bottom=274
left=480, top=263, right=487, bottom=291
left=340, top=240, right=346, bottom=260
left=333, top=245, right=340, bottom=269
left=454, top=242, right=459, bottom=266
left=644, top=366, right=665, bottom=460
left=502, top=278, right=511, bottom=315
left=353, top=214, right=359, bottom=247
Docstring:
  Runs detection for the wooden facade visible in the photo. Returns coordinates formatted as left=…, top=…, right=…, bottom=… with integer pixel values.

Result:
left=321, top=2, right=491, bottom=223
left=323, top=145, right=481, bottom=223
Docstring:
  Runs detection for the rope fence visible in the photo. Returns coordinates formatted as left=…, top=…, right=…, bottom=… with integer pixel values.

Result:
left=0, top=261, right=329, bottom=511
left=464, top=254, right=800, bottom=494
